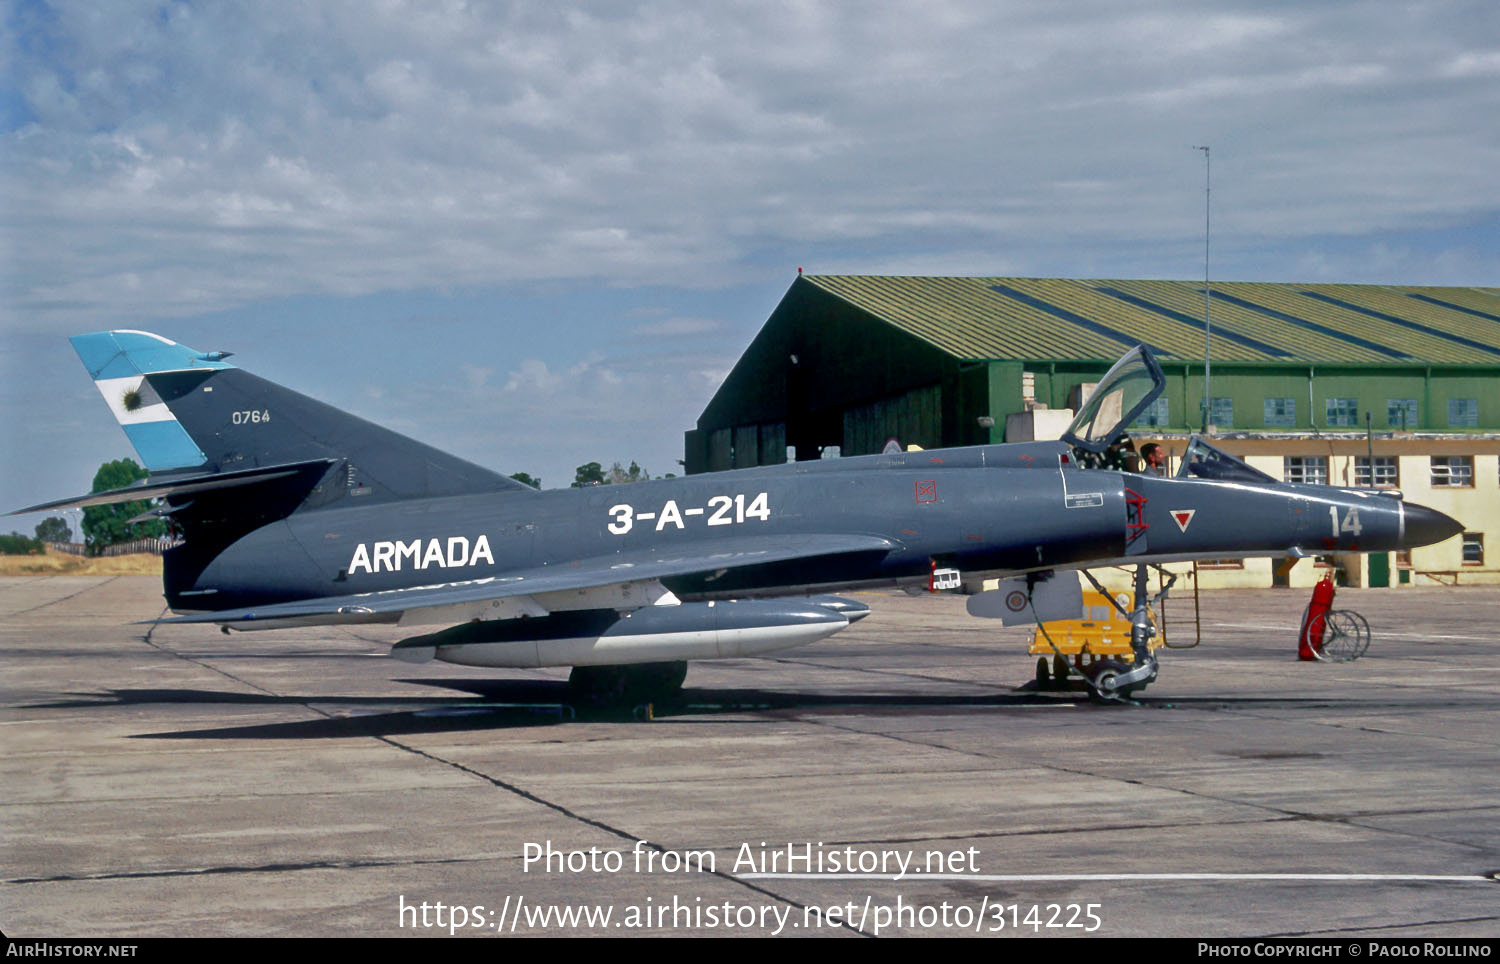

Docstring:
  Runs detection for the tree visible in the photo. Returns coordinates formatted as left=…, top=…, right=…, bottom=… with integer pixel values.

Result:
left=34, top=517, right=71, bottom=543
left=508, top=472, right=542, bottom=490
left=605, top=461, right=649, bottom=484
left=81, top=459, right=166, bottom=552
left=572, top=461, right=653, bottom=486
left=0, top=532, right=43, bottom=555
left=572, top=462, right=606, bottom=487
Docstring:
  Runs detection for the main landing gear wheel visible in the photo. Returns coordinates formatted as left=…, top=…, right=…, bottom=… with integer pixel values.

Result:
left=1311, top=610, right=1371, bottom=663
left=568, top=661, right=688, bottom=708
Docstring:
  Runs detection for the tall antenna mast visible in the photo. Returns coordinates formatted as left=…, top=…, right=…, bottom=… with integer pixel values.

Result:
left=1193, top=145, right=1212, bottom=433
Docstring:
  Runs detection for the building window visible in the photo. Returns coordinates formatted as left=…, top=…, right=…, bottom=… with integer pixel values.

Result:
left=1325, top=397, right=1359, bottom=427
left=1395, top=549, right=1412, bottom=569
left=1430, top=456, right=1474, bottom=487
left=1462, top=533, right=1483, bottom=566
left=1132, top=397, right=1170, bottom=428
left=1284, top=456, right=1328, bottom=484
left=1208, top=397, right=1233, bottom=427
left=1448, top=399, right=1479, bottom=428
left=1387, top=399, right=1418, bottom=429
left=1354, top=456, right=1398, bottom=488
left=1264, top=397, right=1296, bottom=427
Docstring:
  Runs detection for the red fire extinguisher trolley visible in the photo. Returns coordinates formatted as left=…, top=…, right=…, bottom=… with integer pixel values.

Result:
left=1297, top=575, right=1337, bottom=661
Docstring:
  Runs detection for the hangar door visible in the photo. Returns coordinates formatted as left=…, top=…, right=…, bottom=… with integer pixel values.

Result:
left=842, top=384, right=942, bottom=456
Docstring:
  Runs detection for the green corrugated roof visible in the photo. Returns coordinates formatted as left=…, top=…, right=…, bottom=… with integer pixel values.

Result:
left=804, top=276, right=1500, bottom=366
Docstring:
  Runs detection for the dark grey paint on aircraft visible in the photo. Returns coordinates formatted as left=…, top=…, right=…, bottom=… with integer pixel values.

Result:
left=20, top=331, right=1462, bottom=689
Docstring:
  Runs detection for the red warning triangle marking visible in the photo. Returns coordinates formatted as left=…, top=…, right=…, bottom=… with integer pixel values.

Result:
left=1171, top=509, right=1196, bottom=533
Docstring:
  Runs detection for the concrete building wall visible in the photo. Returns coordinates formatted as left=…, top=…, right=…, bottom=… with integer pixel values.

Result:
left=1134, top=440, right=1500, bottom=589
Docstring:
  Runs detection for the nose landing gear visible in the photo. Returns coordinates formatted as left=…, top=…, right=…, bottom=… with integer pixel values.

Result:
left=1029, top=564, right=1173, bottom=702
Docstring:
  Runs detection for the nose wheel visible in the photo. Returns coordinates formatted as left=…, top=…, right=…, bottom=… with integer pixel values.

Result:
left=1086, top=658, right=1154, bottom=701
left=1034, top=654, right=1156, bottom=700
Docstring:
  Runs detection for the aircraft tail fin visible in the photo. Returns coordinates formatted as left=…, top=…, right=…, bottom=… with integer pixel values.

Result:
left=69, top=330, right=531, bottom=502
left=70, top=330, right=235, bottom=473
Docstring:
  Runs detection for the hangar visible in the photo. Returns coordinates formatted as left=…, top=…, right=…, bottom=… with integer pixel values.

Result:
left=685, top=275, right=1500, bottom=588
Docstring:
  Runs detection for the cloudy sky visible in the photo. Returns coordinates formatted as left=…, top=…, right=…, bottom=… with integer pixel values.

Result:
left=3, top=0, right=1497, bottom=524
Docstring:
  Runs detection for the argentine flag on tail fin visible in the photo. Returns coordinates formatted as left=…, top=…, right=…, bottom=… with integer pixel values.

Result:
left=68, top=330, right=234, bottom=472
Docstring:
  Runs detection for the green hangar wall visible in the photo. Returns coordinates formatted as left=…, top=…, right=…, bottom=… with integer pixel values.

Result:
left=688, top=275, right=1500, bottom=470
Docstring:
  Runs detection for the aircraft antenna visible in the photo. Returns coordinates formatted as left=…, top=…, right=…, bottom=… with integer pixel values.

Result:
left=1193, top=145, right=1212, bottom=434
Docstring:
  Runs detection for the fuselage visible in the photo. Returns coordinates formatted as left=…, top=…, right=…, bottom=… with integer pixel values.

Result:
left=173, top=439, right=1431, bottom=614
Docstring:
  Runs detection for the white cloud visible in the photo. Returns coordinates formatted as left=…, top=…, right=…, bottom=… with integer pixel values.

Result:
left=460, top=363, right=492, bottom=390
left=502, top=358, right=564, bottom=394
left=1442, top=50, right=1500, bottom=78
left=397, top=344, right=728, bottom=486
left=5, top=1, right=1496, bottom=512
left=3, top=0, right=1496, bottom=337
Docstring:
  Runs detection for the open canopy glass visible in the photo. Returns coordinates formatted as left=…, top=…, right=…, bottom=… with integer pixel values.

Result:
left=1060, top=346, right=1166, bottom=454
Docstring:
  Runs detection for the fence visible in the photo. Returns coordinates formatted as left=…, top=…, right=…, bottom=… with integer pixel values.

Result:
left=46, top=538, right=182, bottom=557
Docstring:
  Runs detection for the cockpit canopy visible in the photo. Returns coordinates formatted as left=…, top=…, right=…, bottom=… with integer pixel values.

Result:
left=1176, top=435, right=1277, bottom=483
left=1060, top=346, right=1284, bottom=481
left=1060, top=346, right=1166, bottom=454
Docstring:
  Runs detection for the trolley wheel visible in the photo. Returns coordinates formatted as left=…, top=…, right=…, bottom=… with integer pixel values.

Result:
left=1035, top=657, right=1051, bottom=689
left=1312, top=610, right=1371, bottom=662
left=1053, top=654, right=1069, bottom=685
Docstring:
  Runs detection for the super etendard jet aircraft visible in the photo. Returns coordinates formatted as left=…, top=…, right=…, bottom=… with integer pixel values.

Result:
left=20, top=330, right=1462, bottom=701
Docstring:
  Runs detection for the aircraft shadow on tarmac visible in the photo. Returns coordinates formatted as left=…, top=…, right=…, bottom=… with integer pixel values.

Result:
left=24, top=677, right=1478, bottom=741
left=25, top=679, right=1069, bottom=740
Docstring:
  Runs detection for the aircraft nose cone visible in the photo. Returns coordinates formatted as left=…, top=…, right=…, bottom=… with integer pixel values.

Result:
left=1404, top=503, right=1464, bottom=548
